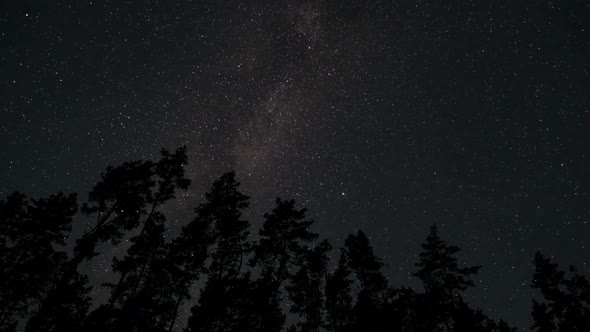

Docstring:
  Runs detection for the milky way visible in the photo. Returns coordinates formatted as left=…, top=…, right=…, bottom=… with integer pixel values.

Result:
left=2, top=1, right=590, bottom=329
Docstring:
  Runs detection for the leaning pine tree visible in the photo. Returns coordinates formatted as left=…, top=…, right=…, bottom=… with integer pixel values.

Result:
left=27, top=146, right=190, bottom=332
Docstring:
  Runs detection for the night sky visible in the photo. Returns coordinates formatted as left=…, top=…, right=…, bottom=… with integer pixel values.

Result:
left=1, top=1, right=589, bottom=330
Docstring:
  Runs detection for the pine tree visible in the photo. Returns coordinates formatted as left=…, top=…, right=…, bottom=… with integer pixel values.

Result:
left=246, top=273, right=286, bottom=332
left=77, top=146, right=190, bottom=262
left=96, top=146, right=191, bottom=302
left=186, top=171, right=251, bottom=332
left=83, top=147, right=191, bottom=332
left=287, top=240, right=332, bottom=332
left=381, top=287, right=420, bottom=331
left=531, top=300, right=554, bottom=332
left=85, top=212, right=171, bottom=332
left=28, top=147, right=190, bottom=332
left=252, top=198, right=319, bottom=280
left=531, top=252, right=590, bottom=331
left=0, top=192, right=78, bottom=331
left=162, top=207, right=214, bottom=332
left=342, top=230, right=388, bottom=331
left=108, top=211, right=167, bottom=304
left=414, top=224, right=481, bottom=332
left=24, top=271, right=91, bottom=332
left=248, top=198, right=319, bottom=331
left=75, top=159, right=157, bottom=261
left=452, top=301, right=515, bottom=332
left=325, top=253, right=354, bottom=332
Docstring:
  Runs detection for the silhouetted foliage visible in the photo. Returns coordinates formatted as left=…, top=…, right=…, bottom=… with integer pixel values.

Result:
left=325, top=252, right=354, bottom=332
left=78, top=146, right=190, bottom=262
left=381, top=286, right=420, bottom=331
left=24, top=271, right=91, bottom=332
left=0, top=192, right=78, bottom=331
left=243, top=273, right=286, bottom=332
left=3, top=148, right=584, bottom=332
left=161, top=200, right=214, bottom=332
left=452, top=301, right=516, bottom=332
left=414, top=224, right=481, bottom=331
left=286, top=240, right=331, bottom=332
left=186, top=171, right=252, bottom=332
left=343, top=230, right=389, bottom=331
left=248, top=198, right=320, bottom=331
left=531, top=252, right=590, bottom=331
left=252, top=198, right=318, bottom=278
left=26, top=147, right=190, bottom=332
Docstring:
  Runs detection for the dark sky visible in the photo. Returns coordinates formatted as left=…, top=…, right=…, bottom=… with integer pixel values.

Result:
left=1, top=1, right=589, bottom=329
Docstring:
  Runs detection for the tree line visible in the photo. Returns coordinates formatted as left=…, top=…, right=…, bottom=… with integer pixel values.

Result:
left=1, top=146, right=588, bottom=332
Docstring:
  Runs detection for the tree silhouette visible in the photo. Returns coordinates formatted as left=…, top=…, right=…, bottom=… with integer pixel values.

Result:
left=75, top=159, right=157, bottom=261
left=24, top=271, right=91, bottom=332
left=286, top=240, right=332, bottom=332
left=84, top=212, right=171, bottom=332
left=77, top=146, right=190, bottom=262
left=452, top=301, right=516, bottom=332
left=27, top=147, right=190, bottom=332
left=108, top=146, right=191, bottom=302
left=0, top=192, right=78, bottom=331
left=161, top=205, right=215, bottom=332
left=325, top=252, right=354, bottom=332
left=245, top=273, right=286, bottom=332
left=531, top=251, right=590, bottom=331
left=414, top=224, right=481, bottom=331
left=109, top=211, right=167, bottom=302
left=342, top=230, right=389, bottom=331
left=0, top=149, right=539, bottom=332
left=248, top=198, right=320, bottom=331
left=381, top=286, right=420, bottom=331
left=186, top=171, right=251, bottom=332
left=251, top=198, right=319, bottom=280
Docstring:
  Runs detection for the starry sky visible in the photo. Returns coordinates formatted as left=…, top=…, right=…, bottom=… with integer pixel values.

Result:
left=1, top=1, right=589, bottom=330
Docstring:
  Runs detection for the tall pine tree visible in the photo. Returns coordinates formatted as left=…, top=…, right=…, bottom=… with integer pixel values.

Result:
left=28, top=147, right=190, bottom=332
left=343, top=230, right=388, bottom=331
left=414, top=224, right=481, bottom=332
left=325, top=252, right=354, bottom=332
left=287, top=240, right=332, bottom=332
left=186, top=171, right=251, bottom=332
left=249, top=198, right=319, bottom=331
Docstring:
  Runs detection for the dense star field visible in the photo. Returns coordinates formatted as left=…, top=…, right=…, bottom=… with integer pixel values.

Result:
left=1, top=1, right=589, bottom=330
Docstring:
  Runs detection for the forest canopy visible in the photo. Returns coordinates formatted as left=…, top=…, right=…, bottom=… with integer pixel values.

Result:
left=1, top=147, right=588, bottom=332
